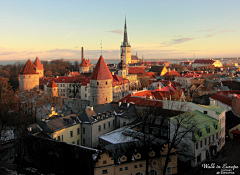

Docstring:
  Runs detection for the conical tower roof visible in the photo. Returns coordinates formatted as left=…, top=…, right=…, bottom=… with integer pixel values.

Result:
left=90, top=55, right=113, bottom=80
left=20, top=59, right=38, bottom=75
left=122, top=16, right=130, bottom=47
left=34, top=57, right=44, bottom=70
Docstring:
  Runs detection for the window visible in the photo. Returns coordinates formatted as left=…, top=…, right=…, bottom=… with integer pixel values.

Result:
left=125, top=167, right=128, bottom=170
left=63, top=89, right=65, bottom=92
left=85, top=87, right=87, bottom=91
left=99, top=125, right=101, bottom=132
left=166, top=167, right=172, bottom=175
left=123, top=122, right=126, bottom=126
left=106, top=98, right=107, bottom=101
left=108, top=121, right=110, bottom=127
left=57, top=136, right=60, bottom=141
left=104, top=123, right=106, bottom=130
left=97, top=82, right=99, bottom=86
left=214, top=124, right=218, bottom=130
left=103, top=160, right=107, bottom=164
left=102, top=169, right=108, bottom=174
left=207, top=128, right=210, bottom=133
left=61, top=84, right=62, bottom=87
left=119, top=168, right=123, bottom=171
left=83, top=127, right=85, bottom=134
left=168, top=158, right=172, bottom=162
left=70, top=84, right=71, bottom=87
left=134, top=165, right=138, bottom=168
left=213, top=135, right=215, bottom=141
left=209, top=137, right=211, bottom=144
left=85, top=94, right=87, bottom=97
left=198, top=130, right=202, bottom=137
left=204, top=111, right=208, bottom=114
left=77, top=139, right=79, bottom=145
left=153, top=161, right=156, bottom=165
left=62, top=135, right=63, bottom=141
left=113, top=120, right=115, bottom=126
left=70, top=131, right=73, bottom=138
left=77, top=128, right=80, bottom=135
left=196, top=142, right=198, bottom=149
left=205, top=139, right=207, bottom=145
left=139, top=164, right=143, bottom=167
left=72, top=141, right=75, bottom=144
left=63, top=94, right=65, bottom=96
left=200, top=141, right=202, bottom=147
left=106, top=81, right=108, bottom=85
left=63, top=84, right=65, bottom=87
left=149, top=170, right=158, bottom=175
left=216, top=133, right=218, bottom=139
left=82, top=139, right=85, bottom=146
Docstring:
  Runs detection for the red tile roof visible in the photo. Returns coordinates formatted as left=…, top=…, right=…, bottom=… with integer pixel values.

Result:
left=128, top=67, right=150, bottom=77
left=47, top=81, right=58, bottom=88
left=90, top=56, right=113, bottom=80
left=163, top=71, right=180, bottom=78
left=193, top=59, right=215, bottom=64
left=66, top=71, right=80, bottom=77
left=112, top=75, right=129, bottom=86
left=210, top=90, right=240, bottom=107
left=34, top=57, right=44, bottom=70
left=80, top=58, right=90, bottom=67
left=20, top=59, right=38, bottom=75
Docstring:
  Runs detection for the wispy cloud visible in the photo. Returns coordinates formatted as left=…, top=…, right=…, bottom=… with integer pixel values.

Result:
left=0, top=52, right=16, bottom=56
left=160, top=37, right=195, bottom=46
left=204, top=30, right=235, bottom=38
left=106, top=30, right=123, bottom=35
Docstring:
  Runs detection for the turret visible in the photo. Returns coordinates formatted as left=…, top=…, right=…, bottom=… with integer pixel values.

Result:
left=90, top=55, right=113, bottom=106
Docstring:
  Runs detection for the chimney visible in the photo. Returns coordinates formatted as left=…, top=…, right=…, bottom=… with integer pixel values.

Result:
left=81, top=47, right=84, bottom=61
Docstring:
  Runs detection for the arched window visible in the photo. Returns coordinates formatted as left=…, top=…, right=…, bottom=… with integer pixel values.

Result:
left=135, top=172, right=144, bottom=175
left=149, top=169, right=158, bottom=175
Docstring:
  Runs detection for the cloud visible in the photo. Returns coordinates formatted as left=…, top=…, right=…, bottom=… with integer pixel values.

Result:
left=204, top=30, right=235, bottom=38
left=106, top=30, right=123, bottom=35
left=160, top=37, right=195, bottom=47
left=27, top=51, right=43, bottom=55
left=0, top=52, right=16, bottom=56
left=198, top=28, right=215, bottom=32
left=171, top=38, right=195, bottom=44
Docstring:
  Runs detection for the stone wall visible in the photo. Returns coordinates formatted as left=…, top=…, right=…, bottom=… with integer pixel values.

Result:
left=62, top=97, right=90, bottom=113
left=19, top=74, right=39, bottom=91
left=90, top=79, right=113, bottom=106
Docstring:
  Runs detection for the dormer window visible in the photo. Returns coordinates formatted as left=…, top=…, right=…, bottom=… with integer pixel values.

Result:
left=207, top=127, right=210, bottom=133
left=214, top=123, right=218, bottom=130
left=103, top=160, right=107, bottom=164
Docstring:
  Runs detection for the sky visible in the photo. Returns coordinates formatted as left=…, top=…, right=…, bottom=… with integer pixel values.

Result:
left=0, top=0, right=240, bottom=61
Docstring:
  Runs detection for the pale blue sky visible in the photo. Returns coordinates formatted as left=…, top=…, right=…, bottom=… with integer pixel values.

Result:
left=0, top=0, right=239, bottom=61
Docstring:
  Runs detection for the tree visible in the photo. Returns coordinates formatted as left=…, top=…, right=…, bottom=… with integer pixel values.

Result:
left=126, top=101, right=198, bottom=175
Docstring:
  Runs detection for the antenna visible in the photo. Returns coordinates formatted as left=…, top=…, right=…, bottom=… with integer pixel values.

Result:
left=100, top=40, right=102, bottom=55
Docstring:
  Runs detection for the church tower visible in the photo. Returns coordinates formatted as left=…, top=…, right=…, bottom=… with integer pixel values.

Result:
left=120, top=16, right=131, bottom=64
left=90, top=55, right=113, bottom=106
left=117, top=48, right=127, bottom=78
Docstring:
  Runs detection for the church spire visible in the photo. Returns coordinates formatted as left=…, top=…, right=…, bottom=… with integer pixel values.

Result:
left=123, top=16, right=129, bottom=47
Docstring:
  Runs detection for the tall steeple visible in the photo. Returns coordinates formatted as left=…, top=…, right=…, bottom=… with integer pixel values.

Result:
left=120, top=16, right=131, bottom=64
left=123, top=16, right=129, bottom=47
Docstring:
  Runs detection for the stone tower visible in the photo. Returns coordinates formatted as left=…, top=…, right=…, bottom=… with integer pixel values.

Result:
left=47, top=81, right=58, bottom=97
left=90, top=55, right=113, bottom=106
left=117, top=48, right=127, bottom=78
left=34, top=57, right=44, bottom=78
left=79, top=58, right=90, bottom=73
left=120, top=16, right=131, bottom=64
left=19, top=59, right=39, bottom=91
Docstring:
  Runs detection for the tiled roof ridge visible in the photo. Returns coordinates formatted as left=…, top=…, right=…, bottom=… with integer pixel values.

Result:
left=20, top=59, right=38, bottom=75
left=90, top=55, right=113, bottom=80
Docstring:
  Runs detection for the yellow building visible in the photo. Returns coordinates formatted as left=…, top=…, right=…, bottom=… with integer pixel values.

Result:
left=36, top=114, right=82, bottom=145
left=94, top=142, right=177, bottom=175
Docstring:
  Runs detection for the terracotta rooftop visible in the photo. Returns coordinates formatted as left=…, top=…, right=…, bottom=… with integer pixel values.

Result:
left=193, top=59, right=215, bottom=64
left=163, top=71, right=180, bottom=78
left=128, top=67, right=150, bottom=77
left=210, top=90, right=240, bottom=107
left=34, top=57, right=44, bottom=70
left=20, top=59, right=38, bottom=75
left=90, top=55, right=113, bottom=80
left=80, top=58, right=90, bottom=67
left=47, top=81, right=58, bottom=88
